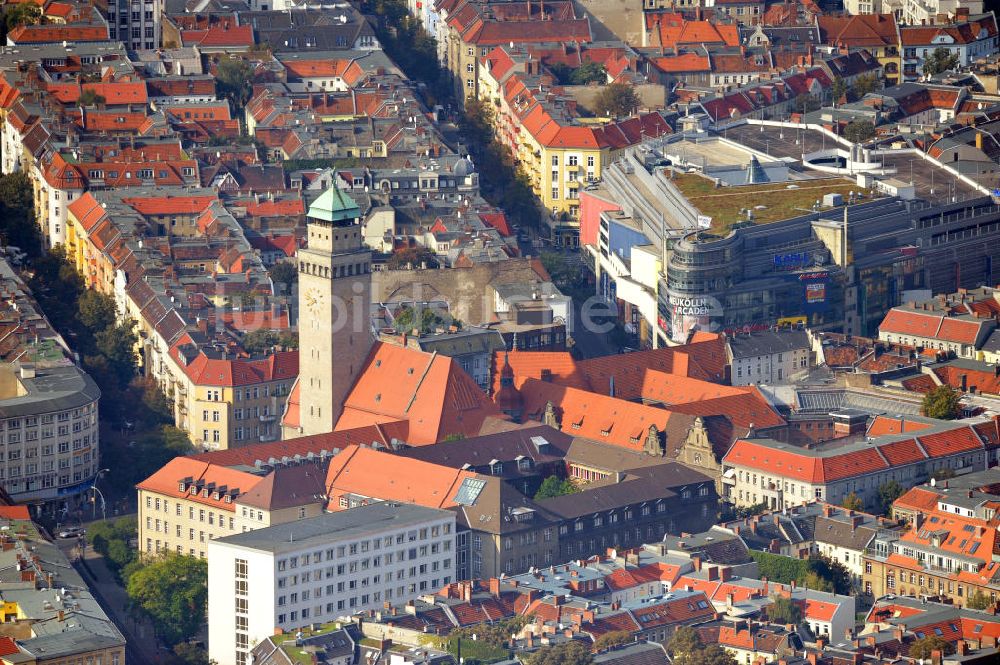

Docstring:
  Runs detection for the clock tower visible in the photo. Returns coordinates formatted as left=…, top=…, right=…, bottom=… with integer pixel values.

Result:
left=291, top=186, right=373, bottom=438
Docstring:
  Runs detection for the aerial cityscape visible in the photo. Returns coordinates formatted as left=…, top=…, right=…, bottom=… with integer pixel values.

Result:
left=1, top=0, right=1000, bottom=663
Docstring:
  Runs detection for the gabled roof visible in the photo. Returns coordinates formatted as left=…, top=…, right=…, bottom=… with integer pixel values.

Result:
left=322, top=444, right=480, bottom=510
left=336, top=342, right=503, bottom=445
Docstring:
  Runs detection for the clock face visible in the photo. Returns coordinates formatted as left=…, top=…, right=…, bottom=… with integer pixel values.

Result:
left=304, top=287, right=324, bottom=315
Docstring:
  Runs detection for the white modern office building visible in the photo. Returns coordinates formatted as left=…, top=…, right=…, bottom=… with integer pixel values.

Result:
left=208, top=502, right=456, bottom=665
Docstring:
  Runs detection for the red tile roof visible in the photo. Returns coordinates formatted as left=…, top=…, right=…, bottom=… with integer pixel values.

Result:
left=867, top=415, right=933, bottom=437
left=322, top=444, right=479, bottom=511
left=172, top=346, right=298, bottom=387
left=7, top=24, right=109, bottom=43
left=137, top=457, right=259, bottom=511
left=337, top=342, right=502, bottom=445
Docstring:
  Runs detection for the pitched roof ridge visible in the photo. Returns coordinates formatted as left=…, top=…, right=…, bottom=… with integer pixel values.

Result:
left=404, top=350, right=439, bottom=415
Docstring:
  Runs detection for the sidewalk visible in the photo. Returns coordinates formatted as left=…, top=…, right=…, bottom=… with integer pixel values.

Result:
left=75, top=550, right=165, bottom=664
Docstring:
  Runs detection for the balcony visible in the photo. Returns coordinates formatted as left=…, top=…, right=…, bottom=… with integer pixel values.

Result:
left=566, top=163, right=580, bottom=172
left=259, top=414, right=276, bottom=422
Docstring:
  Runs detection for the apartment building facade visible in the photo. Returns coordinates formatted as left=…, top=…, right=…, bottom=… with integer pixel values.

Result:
left=136, top=456, right=328, bottom=558
left=207, top=503, right=456, bottom=665
left=722, top=420, right=995, bottom=511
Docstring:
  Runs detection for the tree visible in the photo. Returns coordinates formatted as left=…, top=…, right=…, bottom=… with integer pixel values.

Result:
left=2, top=4, right=40, bottom=39
left=88, top=517, right=138, bottom=581
left=168, top=642, right=214, bottom=665
left=922, top=47, right=960, bottom=76
left=666, top=626, right=703, bottom=659
left=831, top=77, right=848, bottom=106
left=525, top=641, right=593, bottom=665
left=794, top=93, right=820, bottom=114
left=0, top=172, right=41, bottom=256
left=269, top=260, right=297, bottom=294
left=966, top=589, right=992, bottom=610
left=77, top=89, right=106, bottom=107
left=878, top=479, right=905, bottom=515
left=767, top=595, right=803, bottom=625
left=594, top=83, right=640, bottom=118
left=593, top=631, right=632, bottom=652
left=387, top=246, right=439, bottom=270
left=851, top=73, right=880, bottom=97
left=680, top=646, right=737, bottom=665
left=908, top=635, right=955, bottom=660
left=841, top=491, right=864, bottom=512
left=77, top=290, right=117, bottom=333
left=931, top=467, right=956, bottom=481
left=799, top=570, right=833, bottom=593
left=216, top=56, right=254, bottom=111
left=569, top=60, right=606, bottom=86
left=922, top=384, right=962, bottom=419
left=126, top=554, right=208, bottom=646
left=241, top=330, right=280, bottom=354
left=843, top=119, right=876, bottom=144
left=534, top=475, right=579, bottom=500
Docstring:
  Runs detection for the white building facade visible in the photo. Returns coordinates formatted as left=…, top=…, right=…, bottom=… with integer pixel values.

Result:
left=208, top=502, right=456, bottom=665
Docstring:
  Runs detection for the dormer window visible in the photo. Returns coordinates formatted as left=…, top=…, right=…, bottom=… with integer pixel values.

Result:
left=212, top=492, right=221, bottom=501
left=202, top=489, right=210, bottom=498
left=178, top=482, right=186, bottom=492
left=224, top=494, right=233, bottom=503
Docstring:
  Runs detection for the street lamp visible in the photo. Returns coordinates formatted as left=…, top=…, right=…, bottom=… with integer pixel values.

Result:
left=92, top=469, right=110, bottom=521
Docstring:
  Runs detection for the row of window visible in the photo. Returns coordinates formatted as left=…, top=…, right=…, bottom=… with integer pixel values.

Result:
left=275, top=526, right=453, bottom=570
left=0, top=409, right=88, bottom=429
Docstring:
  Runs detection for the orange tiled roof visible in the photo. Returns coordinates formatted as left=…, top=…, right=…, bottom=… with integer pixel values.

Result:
left=866, top=415, right=933, bottom=437
left=122, top=195, right=216, bottom=217
left=336, top=342, right=502, bottom=445
left=137, top=457, right=260, bottom=511
left=322, top=444, right=479, bottom=511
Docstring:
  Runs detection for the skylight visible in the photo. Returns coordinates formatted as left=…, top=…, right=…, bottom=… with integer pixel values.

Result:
left=453, top=478, right=486, bottom=506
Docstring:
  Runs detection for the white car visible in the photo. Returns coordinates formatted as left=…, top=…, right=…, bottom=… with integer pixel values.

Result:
left=57, top=527, right=85, bottom=539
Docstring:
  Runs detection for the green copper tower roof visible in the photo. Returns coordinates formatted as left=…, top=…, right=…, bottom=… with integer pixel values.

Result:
left=308, top=187, right=360, bottom=223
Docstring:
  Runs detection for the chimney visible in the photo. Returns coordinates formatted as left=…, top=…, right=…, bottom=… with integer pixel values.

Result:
left=707, top=566, right=719, bottom=581
left=720, top=567, right=732, bottom=582
left=956, top=641, right=969, bottom=656
left=692, top=556, right=702, bottom=571
left=806, top=652, right=818, bottom=665
left=58, top=610, right=64, bottom=622
left=489, top=577, right=501, bottom=596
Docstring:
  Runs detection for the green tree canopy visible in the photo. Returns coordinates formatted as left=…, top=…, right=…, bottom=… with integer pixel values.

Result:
left=966, top=589, right=992, bottom=610
left=666, top=626, right=703, bottom=659
left=767, top=595, right=803, bottom=625
left=668, top=627, right=736, bottom=665
left=387, top=246, right=439, bottom=270
left=216, top=56, right=254, bottom=111
left=524, top=641, right=594, bottom=665
left=922, top=47, right=960, bottom=76
left=908, top=635, right=955, bottom=660
left=922, top=384, right=962, bottom=419
left=570, top=61, right=606, bottom=85
left=534, top=475, right=579, bottom=500
left=126, top=554, right=207, bottom=646
left=749, top=551, right=852, bottom=595
left=269, top=260, right=298, bottom=294
left=878, top=479, right=906, bottom=515
left=831, top=77, right=848, bottom=106
left=2, top=4, right=40, bottom=39
left=841, top=491, right=865, bottom=512
left=594, top=83, right=640, bottom=118
left=77, top=89, right=106, bottom=107
left=593, top=631, right=632, bottom=652
left=0, top=172, right=41, bottom=256
left=795, top=93, right=821, bottom=114
left=843, top=119, right=876, bottom=144
left=851, top=73, right=880, bottom=97
left=241, top=329, right=297, bottom=354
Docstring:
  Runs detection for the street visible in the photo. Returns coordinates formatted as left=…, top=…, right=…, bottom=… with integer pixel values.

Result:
left=51, top=518, right=165, bottom=664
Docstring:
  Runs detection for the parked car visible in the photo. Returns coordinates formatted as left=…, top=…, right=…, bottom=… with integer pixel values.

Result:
left=57, top=526, right=85, bottom=539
